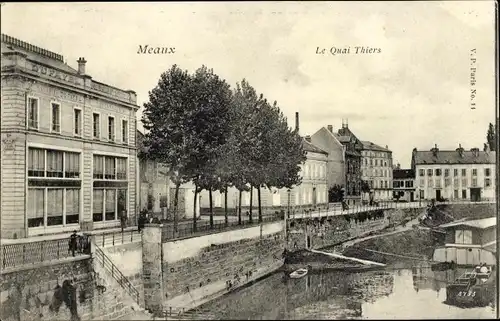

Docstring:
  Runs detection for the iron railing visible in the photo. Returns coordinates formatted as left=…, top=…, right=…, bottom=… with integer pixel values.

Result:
left=1, top=235, right=91, bottom=270
left=161, top=214, right=281, bottom=242
left=93, top=229, right=141, bottom=248
left=93, top=244, right=141, bottom=306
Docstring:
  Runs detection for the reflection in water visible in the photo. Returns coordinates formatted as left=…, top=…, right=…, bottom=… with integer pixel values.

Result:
left=200, top=265, right=496, bottom=320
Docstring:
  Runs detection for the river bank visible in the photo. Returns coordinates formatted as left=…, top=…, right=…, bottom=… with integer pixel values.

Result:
left=342, top=228, right=441, bottom=264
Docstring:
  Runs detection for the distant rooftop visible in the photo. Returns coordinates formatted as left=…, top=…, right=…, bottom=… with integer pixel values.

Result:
left=302, top=138, right=328, bottom=155
left=413, top=148, right=495, bottom=165
left=393, top=169, right=414, bottom=179
left=361, top=141, right=391, bottom=152
left=1, top=34, right=64, bottom=61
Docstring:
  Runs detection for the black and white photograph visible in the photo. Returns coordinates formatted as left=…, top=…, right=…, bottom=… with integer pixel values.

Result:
left=0, top=1, right=498, bottom=320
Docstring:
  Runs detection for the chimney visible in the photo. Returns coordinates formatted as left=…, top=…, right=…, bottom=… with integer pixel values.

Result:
left=431, top=144, right=439, bottom=156
left=456, top=144, right=464, bottom=157
left=305, top=135, right=312, bottom=143
left=470, top=147, right=479, bottom=157
left=77, top=57, right=87, bottom=75
left=327, top=125, right=333, bottom=133
left=385, top=145, right=388, bottom=149
left=295, top=112, right=299, bottom=133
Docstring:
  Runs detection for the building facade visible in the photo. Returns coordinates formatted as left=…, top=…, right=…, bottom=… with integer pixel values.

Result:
left=1, top=34, right=139, bottom=238
left=199, top=137, right=329, bottom=214
left=392, top=169, right=415, bottom=202
left=361, top=141, right=393, bottom=201
left=136, top=130, right=199, bottom=219
left=335, top=122, right=363, bottom=206
left=310, top=125, right=345, bottom=189
left=411, top=144, right=496, bottom=201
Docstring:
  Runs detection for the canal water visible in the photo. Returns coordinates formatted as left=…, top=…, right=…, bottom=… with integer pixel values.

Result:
left=199, top=262, right=496, bottom=319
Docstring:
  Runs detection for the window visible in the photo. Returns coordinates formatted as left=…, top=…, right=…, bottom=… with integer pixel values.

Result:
left=435, top=169, right=441, bottom=176
left=370, top=159, right=373, bottom=166
left=27, top=189, right=44, bottom=227
left=405, top=180, right=413, bottom=188
left=108, top=116, right=115, bottom=141
left=105, top=157, right=116, bottom=179
left=435, top=179, right=441, bottom=188
left=427, top=169, right=432, bottom=176
left=462, top=189, right=467, bottom=199
left=122, top=119, right=129, bottom=144
left=384, top=161, right=387, bottom=167
left=485, top=178, right=491, bottom=188
left=93, top=155, right=104, bottom=179
left=472, top=178, right=477, bottom=187
left=28, top=147, right=80, bottom=178
left=453, top=179, right=459, bottom=188
left=93, top=113, right=100, bottom=138
left=74, top=108, right=82, bottom=136
left=46, top=150, right=64, bottom=178
left=28, top=148, right=45, bottom=177
left=93, top=189, right=104, bottom=222
left=454, top=190, right=458, bottom=199
left=461, top=178, right=468, bottom=187
left=419, top=169, right=425, bottom=177
left=444, top=178, right=451, bottom=187
left=427, top=178, right=433, bottom=187
left=51, top=103, right=61, bottom=133
left=444, top=169, right=449, bottom=177
left=65, top=152, right=80, bottom=178
left=455, top=230, right=472, bottom=245
left=472, top=168, right=477, bottom=176
left=375, top=159, right=378, bottom=166
left=485, top=168, right=491, bottom=177
left=28, top=97, right=39, bottom=129
left=93, top=155, right=127, bottom=180
left=27, top=188, right=80, bottom=228
left=419, top=179, right=425, bottom=187
left=461, top=169, right=466, bottom=176
left=453, top=169, right=458, bottom=177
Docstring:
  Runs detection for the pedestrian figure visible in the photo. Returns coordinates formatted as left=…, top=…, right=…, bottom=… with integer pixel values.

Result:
left=69, top=230, right=78, bottom=257
left=138, top=214, right=145, bottom=232
left=120, top=211, right=127, bottom=232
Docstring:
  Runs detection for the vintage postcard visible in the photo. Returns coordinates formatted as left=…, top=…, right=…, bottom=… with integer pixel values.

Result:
left=0, top=1, right=498, bottom=320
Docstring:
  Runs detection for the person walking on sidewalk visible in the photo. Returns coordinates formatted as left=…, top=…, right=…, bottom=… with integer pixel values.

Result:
left=69, top=230, right=78, bottom=257
left=120, top=211, right=127, bottom=233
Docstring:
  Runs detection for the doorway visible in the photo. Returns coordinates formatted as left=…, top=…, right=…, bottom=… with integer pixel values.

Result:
left=410, top=192, right=414, bottom=202
left=470, top=188, right=481, bottom=202
left=435, top=189, right=442, bottom=200
left=312, top=187, right=317, bottom=206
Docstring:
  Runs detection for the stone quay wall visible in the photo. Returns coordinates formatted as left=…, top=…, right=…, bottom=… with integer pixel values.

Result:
left=0, top=257, right=135, bottom=321
left=141, top=221, right=286, bottom=312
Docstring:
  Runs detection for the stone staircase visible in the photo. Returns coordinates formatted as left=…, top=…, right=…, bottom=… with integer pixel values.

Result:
left=92, top=242, right=153, bottom=320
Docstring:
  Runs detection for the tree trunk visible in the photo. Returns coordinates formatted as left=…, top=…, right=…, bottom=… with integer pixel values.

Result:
left=249, top=186, right=253, bottom=223
left=209, top=189, right=214, bottom=228
left=258, top=186, right=262, bottom=223
left=193, top=186, right=198, bottom=232
left=173, top=182, right=180, bottom=236
left=224, top=187, right=228, bottom=227
left=238, top=189, right=242, bottom=225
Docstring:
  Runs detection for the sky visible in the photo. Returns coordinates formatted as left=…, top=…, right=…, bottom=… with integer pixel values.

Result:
left=1, top=1, right=496, bottom=168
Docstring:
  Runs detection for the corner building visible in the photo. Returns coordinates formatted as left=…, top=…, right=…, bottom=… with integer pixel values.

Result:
left=1, top=34, right=139, bottom=238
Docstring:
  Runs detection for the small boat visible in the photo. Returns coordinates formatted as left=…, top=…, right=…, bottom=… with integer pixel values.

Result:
left=289, top=268, right=308, bottom=279
left=445, top=266, right=496, bottom=307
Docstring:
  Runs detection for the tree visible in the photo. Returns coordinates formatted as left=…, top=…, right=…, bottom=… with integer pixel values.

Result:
left=142, top=65, right=200, bottom=234
left=184, top=65, right=234, bottom=229
left=486, top=122, right=496, bottom=151
left=328, top=184, right=344, bottom=202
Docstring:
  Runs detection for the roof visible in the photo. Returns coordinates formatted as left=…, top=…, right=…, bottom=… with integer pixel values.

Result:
left=413, top=150, right=496, bottom=165
left=393, top=169, right=414, bottom=179
left=361, top=141, right=391, bottom=152
left=302, top=139, right=328, bottom=155
left=1, top=34, right=78, bottom=74
left=440, top=217, right=496, bottom=230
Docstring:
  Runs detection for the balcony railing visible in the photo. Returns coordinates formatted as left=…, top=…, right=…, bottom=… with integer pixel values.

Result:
left=1, top=235, right=91, bottom=270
